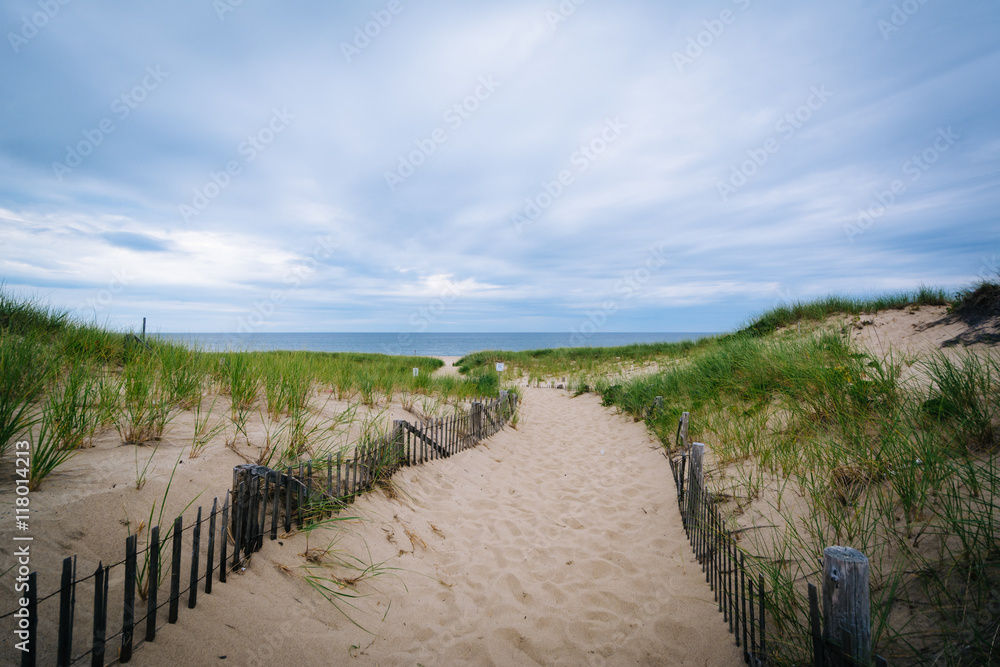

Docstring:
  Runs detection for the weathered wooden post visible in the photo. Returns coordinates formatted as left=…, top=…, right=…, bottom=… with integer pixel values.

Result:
left=393, top=420, right=405, bottom=467
left=91, top=564, right=108, bottom=667
left=206, top=498, right=217, bottom=594
left=688, top=442, right=705, bottom=546
left=120, top=534, right=137, bottom=662
left=472, top=401, right=482, bottom=440
left=654, top=395, right=663, bottom=412
left=675, top=412, right=691, bottom=505
left=822, top=546, right=871, bottom=666
left=146, top=528, right=159, bottom=641
left=188, top=506, right=201, bottom=609
left=689, top=443, right=704, bottom=489
left=57, top=557, right=74, bottom=666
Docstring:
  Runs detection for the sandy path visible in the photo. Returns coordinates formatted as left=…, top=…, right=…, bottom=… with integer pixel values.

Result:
left=136, top=388, right=740, bottom=666
left=432, top=355, right=462, bottom=376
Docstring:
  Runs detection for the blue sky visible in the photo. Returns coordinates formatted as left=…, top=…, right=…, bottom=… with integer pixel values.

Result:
left=1, top=0, right=998, bottom=335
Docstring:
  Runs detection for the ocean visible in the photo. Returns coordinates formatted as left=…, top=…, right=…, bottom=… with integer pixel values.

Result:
left=153, top=332, right=716, bottom=357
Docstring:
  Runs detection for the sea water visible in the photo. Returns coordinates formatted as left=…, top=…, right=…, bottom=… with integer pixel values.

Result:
left=154, top=332, right=716, bottom=356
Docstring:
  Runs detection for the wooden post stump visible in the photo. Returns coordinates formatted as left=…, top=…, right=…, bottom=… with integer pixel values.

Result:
left=822, top=546, right=871, bottom=666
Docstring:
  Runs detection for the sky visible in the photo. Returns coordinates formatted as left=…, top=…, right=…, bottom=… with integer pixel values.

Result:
left=1, top=0, right=998, bottom=337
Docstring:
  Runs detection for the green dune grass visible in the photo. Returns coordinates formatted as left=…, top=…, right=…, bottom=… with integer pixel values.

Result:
left=460, top=280, right=997, bottom=664
left=3, top=279, right=996, bottom=663
left=0, top=288, right=488, bottom=484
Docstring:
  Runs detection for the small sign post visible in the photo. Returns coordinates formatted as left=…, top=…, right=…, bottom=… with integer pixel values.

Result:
left=496, top=362, right=505, bottom=372
left=413, top=368, right=419, bottom=377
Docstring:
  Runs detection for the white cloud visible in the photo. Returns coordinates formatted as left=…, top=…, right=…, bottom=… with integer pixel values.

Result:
left=0, top=0, right=997, bottom=333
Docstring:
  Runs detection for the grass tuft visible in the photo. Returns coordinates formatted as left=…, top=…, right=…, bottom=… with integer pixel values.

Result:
left=951, top=272, right=1000, bottom=325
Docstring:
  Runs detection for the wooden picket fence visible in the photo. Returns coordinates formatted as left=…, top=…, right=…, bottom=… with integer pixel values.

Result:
left=7, top=494, right=231, bottom=667
left=8, top=392, right=517, bottom=666
left=662, top=405, right=888, bottom=667
left=229, top=393, right=517, bottom=564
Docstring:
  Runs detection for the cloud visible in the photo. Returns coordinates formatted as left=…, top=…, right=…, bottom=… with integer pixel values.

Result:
left=0, top=0, right=998, bottom=333
left=101, top=231, right=171, bottom=252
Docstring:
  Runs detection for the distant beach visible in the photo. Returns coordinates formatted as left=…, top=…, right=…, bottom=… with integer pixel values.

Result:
left=153, top=331, right=718, bottom=356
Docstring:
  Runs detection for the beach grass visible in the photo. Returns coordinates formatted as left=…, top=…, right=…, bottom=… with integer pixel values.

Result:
left=449, top=280, right=994, bottom=663
left=0, top=287, right=494, bottom=482
left=737, top=286, right=950, bottom=337
left=587, top=284, right=999, bottom=664
left=0, top=332, right=51, bottom=458
left=5, top=281, right=994, bottom=663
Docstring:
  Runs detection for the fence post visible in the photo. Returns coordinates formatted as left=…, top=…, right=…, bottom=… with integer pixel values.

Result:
left=57, top=557, right=74, bottom=666
left=808, top=583, right=823, bottom=667
left=206, top=498, right=217, bottom=594
left=297, top=463, right=305, bottom=529
left=188, top=506, right=201, bottom=609
left=146, top=526, right=159, bottom=642
left=168, top=516, right=182, bottom=623
left=688, top=442, right=704, bottom=524
left=327, top=454, right=333, bottom=495
left=284, top=466, right=293, bottom=533
left=679, top=411, right=689, bottom=449
left=822, top=546, right=871, bottom=666
left=393, top=421, right=405, bottom=468
left=472, top=402, right=482, bottom=440
left=232, top=480, right=244, bottom=568
left=91, top=564, right=107, bottom=667
left=220, top=496, right=229, bottom=583
left=258, top=473, right=269, bottom=551
left=20, top=571, right=37, bottom=667
left=271, top=473, right=280, bottom=540
left=120, top=534, right=137, bottom=662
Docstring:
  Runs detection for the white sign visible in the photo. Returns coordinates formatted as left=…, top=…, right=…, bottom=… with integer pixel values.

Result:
left=412, top=368, right=419, bottom=377
left=496, top=362, right=505, bottom=372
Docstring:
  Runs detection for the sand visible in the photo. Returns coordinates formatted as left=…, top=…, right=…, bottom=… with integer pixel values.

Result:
left=132, top=388, right=740, bottom=665
left=0, top=384, right=742, bottom=666
left=432, top=355, right=463, bottom=376
left=5, top=308, right=995, bottom=665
